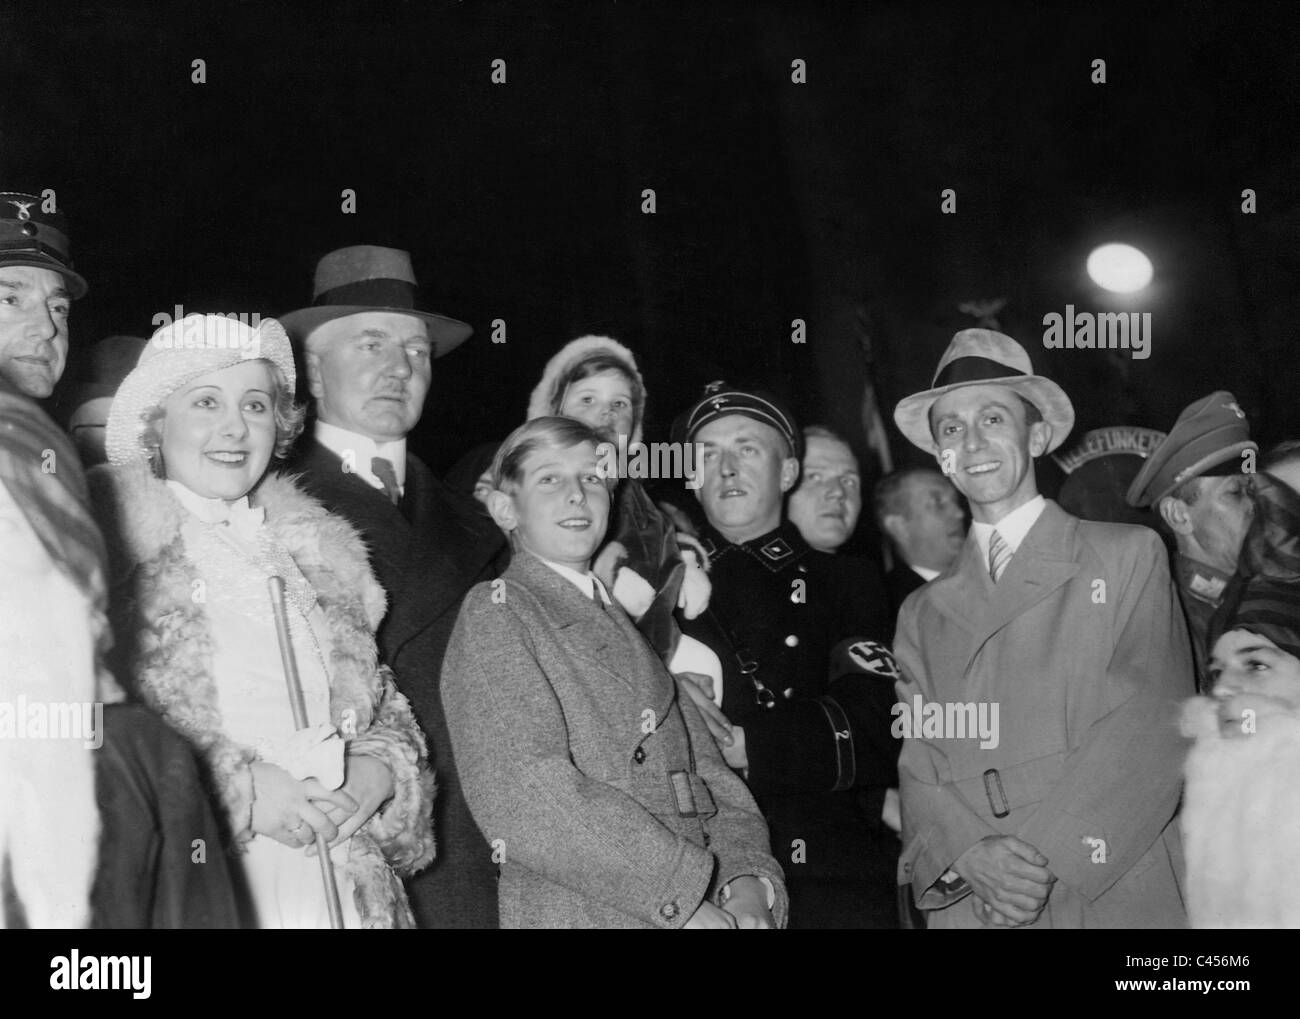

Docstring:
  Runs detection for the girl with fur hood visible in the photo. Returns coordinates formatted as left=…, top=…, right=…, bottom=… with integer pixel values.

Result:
left=526, top=336, right=722, bottom=695
left=89, top=314, right=435, bottom=928
left=1181, top=471, right=1300, bottom=927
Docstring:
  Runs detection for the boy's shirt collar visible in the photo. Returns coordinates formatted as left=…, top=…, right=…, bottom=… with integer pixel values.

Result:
left=535, top=554, right=612, bottom=604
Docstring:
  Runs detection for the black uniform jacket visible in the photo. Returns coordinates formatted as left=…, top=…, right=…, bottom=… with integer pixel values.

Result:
left=680, top=520, right=901, bottom=926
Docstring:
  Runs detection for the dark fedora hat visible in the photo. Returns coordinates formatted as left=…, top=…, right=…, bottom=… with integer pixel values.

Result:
left=0, top=191, right=88, bottom=298
left=279, top=245, right=472, bottom=357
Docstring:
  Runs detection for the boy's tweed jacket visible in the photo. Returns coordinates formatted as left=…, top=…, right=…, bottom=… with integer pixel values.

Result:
left=442, top=552, right=788, bottom=928
left=88, top=460, right=436, bottom=928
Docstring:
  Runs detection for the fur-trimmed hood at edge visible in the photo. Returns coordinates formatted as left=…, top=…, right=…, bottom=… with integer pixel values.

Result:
left=526, top=335, right=646, bottom=446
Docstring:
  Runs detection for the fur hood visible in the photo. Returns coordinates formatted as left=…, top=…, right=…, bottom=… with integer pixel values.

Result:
left=87, top=461, right=435, bottom=929
left=527, top=335, right=646, bottom=446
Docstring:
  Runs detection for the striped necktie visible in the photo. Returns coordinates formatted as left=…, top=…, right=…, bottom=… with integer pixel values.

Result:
left=988, top=528, right=1012, bottom=582
left=370, top=456, right=402, bottom=506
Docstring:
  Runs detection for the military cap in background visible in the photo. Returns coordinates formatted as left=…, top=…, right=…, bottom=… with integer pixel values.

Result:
left=1126, top=391, right=1257, bottom=508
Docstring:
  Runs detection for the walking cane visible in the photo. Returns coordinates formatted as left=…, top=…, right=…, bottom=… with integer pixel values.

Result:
left=268, top=576, right=346, bottom=930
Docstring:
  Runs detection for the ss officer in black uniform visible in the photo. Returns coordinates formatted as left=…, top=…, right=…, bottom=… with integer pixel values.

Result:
left=672, top=382, right=901, bottom=928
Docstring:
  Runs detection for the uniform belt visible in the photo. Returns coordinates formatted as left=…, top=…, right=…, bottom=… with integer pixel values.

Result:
left=606, top=770, right=718, bottom=821
left=952, top=753, right=1064, bottom=819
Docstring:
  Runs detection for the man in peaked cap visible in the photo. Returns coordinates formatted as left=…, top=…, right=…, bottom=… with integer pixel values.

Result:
left=1126, top=391, right=1257, bottom=680
left=672, top=381, right=903, bottom=928
left=0, top=192, right=87, bottom=399
left=891, top=329, right=1191, bottom=929
left=280, top=245, right=505, bottom=929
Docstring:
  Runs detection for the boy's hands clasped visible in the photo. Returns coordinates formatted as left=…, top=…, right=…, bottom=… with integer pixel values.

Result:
left=684, top=876, right=776, bottom=929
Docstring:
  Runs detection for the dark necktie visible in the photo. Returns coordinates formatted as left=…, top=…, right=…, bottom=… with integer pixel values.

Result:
left=371, top=456, right=402, bottom=507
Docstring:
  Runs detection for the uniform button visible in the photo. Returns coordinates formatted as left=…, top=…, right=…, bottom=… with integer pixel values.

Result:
left=903, top=862, right=912, bottom=874
left=633, top=746, right=647, bottom=764
left=660, top=902, right=680, bottom=920
left=797, top=564, right=808, bottom=574
left=783, top=688, right=795, bottom=699
left=784, top=634, right=799, bottom=647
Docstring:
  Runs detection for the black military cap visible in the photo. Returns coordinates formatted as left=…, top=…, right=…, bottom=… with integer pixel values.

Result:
left=0, top=191, right=87, bottom=298
left=673, top=380, right=803, bottom=459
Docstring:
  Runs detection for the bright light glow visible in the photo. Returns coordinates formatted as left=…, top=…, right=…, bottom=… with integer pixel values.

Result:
left=1087, top=243, right=1154, bottom=293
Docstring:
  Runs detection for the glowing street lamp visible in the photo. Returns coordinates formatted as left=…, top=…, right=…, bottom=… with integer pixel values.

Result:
left=1086, top=243, right=1153, bottom=294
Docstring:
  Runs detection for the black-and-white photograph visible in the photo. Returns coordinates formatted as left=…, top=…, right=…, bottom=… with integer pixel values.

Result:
left=1, top=0, right=1295, bottom=972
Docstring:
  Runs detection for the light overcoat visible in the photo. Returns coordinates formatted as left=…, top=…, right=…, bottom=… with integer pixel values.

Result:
left=894, top=501, right=1193, bottom=928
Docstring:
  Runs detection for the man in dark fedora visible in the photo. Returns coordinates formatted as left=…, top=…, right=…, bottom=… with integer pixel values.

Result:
left=1126, top=391, right=1258, bottom=681
left=281, top=245, right=505, bottom=929
left=891, top=328, right=1191, bottom=929
left=0, top=192, right=88, bottom=399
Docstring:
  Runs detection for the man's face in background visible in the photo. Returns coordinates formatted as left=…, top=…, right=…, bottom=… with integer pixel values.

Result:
left=1177, top=473, right=1255, bottom=575
left=886, top=469, right=967, bottom=572
left=0, top=266, right=71, bottom=398
left=788, top=434, right=862, bottom=552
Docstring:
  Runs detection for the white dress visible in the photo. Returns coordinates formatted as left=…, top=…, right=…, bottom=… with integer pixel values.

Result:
left=168, top=481, right=362, bottom=929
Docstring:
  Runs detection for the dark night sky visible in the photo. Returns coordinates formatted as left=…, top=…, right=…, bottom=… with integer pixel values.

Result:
left=3, top=0, right=1297, bottom=476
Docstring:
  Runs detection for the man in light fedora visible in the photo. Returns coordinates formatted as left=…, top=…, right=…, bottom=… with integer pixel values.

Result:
left=281, top=245, right=505, bottom=929
left=0, top=191, right=88, bottom=399
left=891, top=329, right=1191, bottom=929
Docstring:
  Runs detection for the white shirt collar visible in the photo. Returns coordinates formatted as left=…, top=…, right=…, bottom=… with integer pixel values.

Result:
left=536, top=556, right=613, bottom=604
left=911, top=564, right=942, bottom=582
left=165, top=479, right=253, bottom=524
left=314, top=421, right=406, bottom=494
left=970, top=495, right=1046, bottom=564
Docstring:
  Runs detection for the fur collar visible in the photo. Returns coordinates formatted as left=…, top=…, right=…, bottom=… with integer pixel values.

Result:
left=87, top=461, right=390, bottom=829
left=88, top=461, right=434, bottom=927
left=89, top=461, right=386, bottom=630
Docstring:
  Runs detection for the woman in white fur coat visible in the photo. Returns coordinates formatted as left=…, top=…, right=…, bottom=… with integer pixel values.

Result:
left=89, top=314, right=435, bottom=928
left=1181, top=471, right=1300, bottom=928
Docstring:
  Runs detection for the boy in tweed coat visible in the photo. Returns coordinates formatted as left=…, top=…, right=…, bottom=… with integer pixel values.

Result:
left=442, top=417, right=787, bottom=928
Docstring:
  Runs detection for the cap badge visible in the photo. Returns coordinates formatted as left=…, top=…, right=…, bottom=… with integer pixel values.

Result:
left=5, top=200, right=34, bottom=221
left=1226, top=401, right=1245, bottom=419
left=703, top=380, right=726, bottom=395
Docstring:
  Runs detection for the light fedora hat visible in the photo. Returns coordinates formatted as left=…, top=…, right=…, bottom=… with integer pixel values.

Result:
left=279, top=245, right=472, bottom=357
left=893, top=328, right=1075, bottom=453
